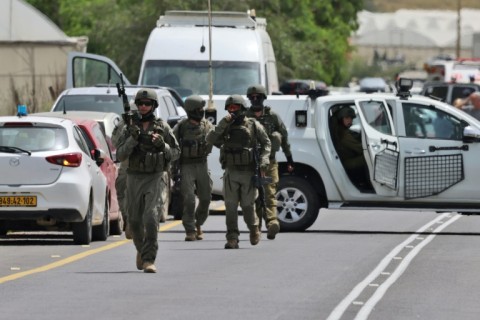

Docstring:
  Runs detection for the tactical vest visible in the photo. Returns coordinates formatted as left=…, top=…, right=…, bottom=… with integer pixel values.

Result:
left=178, top=119, right=211, bottom=163
left=221, top=118, right=256, bottom=169
left=128, top=119, right=167, bottom=173
left=251, top=107, right=281, bottom=153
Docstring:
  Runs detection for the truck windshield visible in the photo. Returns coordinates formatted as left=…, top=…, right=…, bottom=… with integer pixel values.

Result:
left=141, top=60, right=260, bottom=97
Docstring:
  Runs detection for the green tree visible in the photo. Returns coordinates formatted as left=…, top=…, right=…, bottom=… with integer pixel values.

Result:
left=26, top=0, right=363, bottom=86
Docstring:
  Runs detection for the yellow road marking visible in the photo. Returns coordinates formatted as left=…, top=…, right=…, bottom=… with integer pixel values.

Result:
left=0, top=220, right=182, bottom=284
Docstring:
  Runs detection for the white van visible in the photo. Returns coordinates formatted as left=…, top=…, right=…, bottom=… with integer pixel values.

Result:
left=138, top=10, right=279, bottom=97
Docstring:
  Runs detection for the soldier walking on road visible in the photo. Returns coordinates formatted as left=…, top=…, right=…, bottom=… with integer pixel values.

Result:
left=246, top=85, right=294, bottom=240
left=173, top=95, right=214, bottom=241
left=116, top=88, right=180, bottom=273
left=206, top=95, right=271, bottom=249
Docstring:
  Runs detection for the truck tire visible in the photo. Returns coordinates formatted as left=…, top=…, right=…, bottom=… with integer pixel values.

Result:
left=276, top=176, right=320, bottom=232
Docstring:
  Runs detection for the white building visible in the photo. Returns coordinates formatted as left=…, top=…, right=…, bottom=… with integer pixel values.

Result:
left=0, top=0, right=87, bottom=115
left=351, top=9, right=480, bottom=69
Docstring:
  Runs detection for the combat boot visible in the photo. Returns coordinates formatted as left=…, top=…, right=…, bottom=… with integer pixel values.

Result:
left=267, top=223, right=280, bottom=240
left=185, top=232, right=197, bottom=241
left=224, top=239, right=239, bottom=249
left=196, top=225, right=204, bottom=240
left=143, top=262, right=157, bottom=273
left=249, top=226, right=261, bottom=245
left=136, top=252, right=143, bottom=270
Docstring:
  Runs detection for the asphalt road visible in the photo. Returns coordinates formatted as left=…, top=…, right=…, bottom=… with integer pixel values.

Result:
left=1, top=209, right=480, bottom=320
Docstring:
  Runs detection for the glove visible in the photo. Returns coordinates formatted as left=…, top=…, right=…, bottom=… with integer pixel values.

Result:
left=286, top=156, right=295, bottom=172
left=128, top=125, right=140, bottom=140
left=152, top=134, right=165, bottom=151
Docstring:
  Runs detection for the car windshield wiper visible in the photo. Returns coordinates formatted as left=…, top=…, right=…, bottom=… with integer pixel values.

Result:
left=0, top=146, right=31, bottom=155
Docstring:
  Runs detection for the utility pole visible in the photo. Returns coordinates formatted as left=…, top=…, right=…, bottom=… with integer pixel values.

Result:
left=456, top=0, right=461, bottom=58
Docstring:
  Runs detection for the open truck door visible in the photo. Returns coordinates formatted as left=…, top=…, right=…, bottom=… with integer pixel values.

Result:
left=67, top=52, right=131, bottom=89
left=354, top=98, right=400, bottom=197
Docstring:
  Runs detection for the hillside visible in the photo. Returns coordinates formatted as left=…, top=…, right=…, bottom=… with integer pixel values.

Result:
left=367, top=0, right=480, bottom=12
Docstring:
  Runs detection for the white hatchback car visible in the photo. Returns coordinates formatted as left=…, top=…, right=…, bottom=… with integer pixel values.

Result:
left=0, top=114, right=108, bottom=244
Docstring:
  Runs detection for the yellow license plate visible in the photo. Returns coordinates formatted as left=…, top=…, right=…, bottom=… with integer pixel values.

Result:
left=0, top=196, right=37, bottom=207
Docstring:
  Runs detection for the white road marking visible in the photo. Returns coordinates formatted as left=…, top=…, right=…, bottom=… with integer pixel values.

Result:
left=326, top=212, right=459, bottom=320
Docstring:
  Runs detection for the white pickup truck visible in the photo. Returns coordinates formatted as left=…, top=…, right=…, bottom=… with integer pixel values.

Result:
left=66, top=53, right=480, bottom=232
left=206, top=80, right=480, bottom=231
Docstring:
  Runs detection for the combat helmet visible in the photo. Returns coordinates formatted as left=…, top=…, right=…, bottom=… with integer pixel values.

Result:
left=184, top=95, right=206, bottom=111
left=224, top=94, right=247, bottom=110
left=134, top=88, right=159, bottom=108
left=337, top=106, right=356, bottom=119
left=246, top=84, right=267, bottom=99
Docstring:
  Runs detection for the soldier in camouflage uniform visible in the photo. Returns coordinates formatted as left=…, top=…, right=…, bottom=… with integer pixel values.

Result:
left=245, top=85, right=294, bottom=240
left=206, top=95, right=271, bottom=249
left=334, top=106, right=373, bottom=191
left=116, top=88, right=180, bottom=273
left=173, top=95, right=214, bottom=241
left=112, top=124, right=169, bottom=240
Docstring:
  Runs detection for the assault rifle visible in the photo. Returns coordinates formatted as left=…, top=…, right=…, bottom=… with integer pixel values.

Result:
left=116, top=73, right=137, bottom=126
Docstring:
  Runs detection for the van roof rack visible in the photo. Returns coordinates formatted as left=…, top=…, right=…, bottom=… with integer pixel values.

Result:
left=158, top=11, right=257, bottom=29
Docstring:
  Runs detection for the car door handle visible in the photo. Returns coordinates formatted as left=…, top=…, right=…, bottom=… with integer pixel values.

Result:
left=405, top=148, right=426, bottom=155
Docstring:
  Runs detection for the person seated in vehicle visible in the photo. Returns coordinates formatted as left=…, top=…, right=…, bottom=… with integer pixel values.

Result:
left=454, top=92, right=480, bottom=121
left=333, top=107, right=374, bottom=192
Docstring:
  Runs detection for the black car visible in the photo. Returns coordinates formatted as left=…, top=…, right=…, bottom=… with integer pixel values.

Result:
left=420, top=81, right=480, bottom=105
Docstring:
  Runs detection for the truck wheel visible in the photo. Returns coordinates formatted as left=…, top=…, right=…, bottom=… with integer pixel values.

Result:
left=276, top=176, right=320, bottom=232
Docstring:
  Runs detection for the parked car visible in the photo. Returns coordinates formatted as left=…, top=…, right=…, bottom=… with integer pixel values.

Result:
left=33, top=112, right=123, bottom=236
left=40, top=111, right=121, bottom=159
left=51, top=84, right=186, bottom=123
left=420, top=81, right=480, bottom=106
left=0, top=114, right=109, bottom=244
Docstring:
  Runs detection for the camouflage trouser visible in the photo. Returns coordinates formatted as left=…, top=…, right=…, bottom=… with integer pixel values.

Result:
left=156, top=172, right=169, bottom=222
left=126, top=171, right=163, bottom=264
left=181, top=161, right=212, bottom=233
left=223, top=169, right=259, bottom=241
left=255, top=160, right=280, bottom=230
left=115, top=162, right=128, bottom=222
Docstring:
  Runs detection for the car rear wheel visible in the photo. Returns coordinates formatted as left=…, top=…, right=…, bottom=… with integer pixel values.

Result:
left=73, top=197, right=93, bottom=245
left=110, top=213, right=123, bottom=236
left=276, top=176, right=320, bottom=232
left=92, top=197, right=109, bottom=241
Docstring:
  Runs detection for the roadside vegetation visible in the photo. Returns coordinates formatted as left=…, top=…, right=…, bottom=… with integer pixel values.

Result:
left=25, top=0, right=480, bottom=87
left=26, top=0, right=363, bottom=86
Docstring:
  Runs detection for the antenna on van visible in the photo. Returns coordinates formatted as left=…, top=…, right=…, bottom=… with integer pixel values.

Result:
left=205, top=0, right=217, bottom=124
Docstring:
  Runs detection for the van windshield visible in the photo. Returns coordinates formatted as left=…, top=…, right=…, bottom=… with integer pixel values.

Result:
left=141, top=60, right=260, bottom=97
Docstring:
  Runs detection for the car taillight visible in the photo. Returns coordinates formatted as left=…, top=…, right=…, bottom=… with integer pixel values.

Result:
left=46, top=153, right=82, bottom=167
